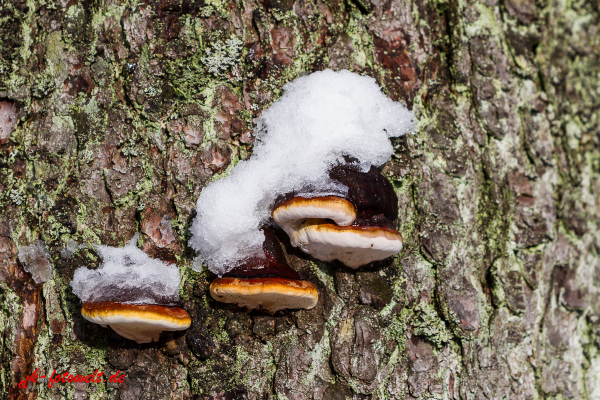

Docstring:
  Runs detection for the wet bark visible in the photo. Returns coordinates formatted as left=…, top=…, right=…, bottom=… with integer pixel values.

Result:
left=1, top=0, right=600, bottom=399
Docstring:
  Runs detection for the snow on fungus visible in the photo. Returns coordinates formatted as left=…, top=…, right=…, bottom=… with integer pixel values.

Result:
left=18, top=240, right=53, bottom=284
left=190, top=69, right=415, bottom=275
left=71, top=234, right=190, bottom=343
left=71, top=234, right=180, bottom=304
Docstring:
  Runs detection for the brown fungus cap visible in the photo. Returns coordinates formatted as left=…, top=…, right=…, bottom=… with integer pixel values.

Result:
left=209, top=229, right=318, bottom=314
left=329, top=164, right=398, bottom=222
left=81, top=302, right=191, bottom=344
left=272, top=166, right=402, bottom=268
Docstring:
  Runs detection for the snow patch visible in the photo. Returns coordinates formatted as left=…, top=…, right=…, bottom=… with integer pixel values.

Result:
left=71, top=234, right=181, bottom=305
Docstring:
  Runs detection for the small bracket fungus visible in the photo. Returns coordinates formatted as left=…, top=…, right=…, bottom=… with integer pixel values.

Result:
left=273, top=196, right=357, bottom=239
left=273, top=165, right=403, bottom=268
left=81, top=303, right=191, bottom=344
left=290, top=221, right=402, bottom=268
left=210, top=230, right=318, bottom=314
left=71, top=234, right=190, bottom=343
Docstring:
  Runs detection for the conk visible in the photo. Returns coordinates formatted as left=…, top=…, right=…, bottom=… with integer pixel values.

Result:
left=209, top=229, right=318, bottom=314
left=71, top=234, right=190, bottom=343
left=273, top=164, right=403, bottom=268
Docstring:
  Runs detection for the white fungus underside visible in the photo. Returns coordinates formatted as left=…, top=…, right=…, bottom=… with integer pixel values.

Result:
left=70, top=234, right=180, bottom=304
left=190, top=69, right=415, bottom=275
left=81, top=313, right=188, bottom=344
left=211, top=287, right=318, bottom=314
left=296, top=227, right=403, bottom=268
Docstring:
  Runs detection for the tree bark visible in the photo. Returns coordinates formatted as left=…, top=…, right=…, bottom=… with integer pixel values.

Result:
left=1, top=0, right=599, bottom=398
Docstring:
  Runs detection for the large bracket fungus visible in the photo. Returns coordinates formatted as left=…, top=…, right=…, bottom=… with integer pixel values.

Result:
left=71, top=234, right=191, bottom=343
left=273, top=165, right=403, bottom=268
left=210, top=230, right=318, bottom=314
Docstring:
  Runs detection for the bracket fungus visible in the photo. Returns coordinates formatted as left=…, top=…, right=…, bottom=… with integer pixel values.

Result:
left=273, top=165, right=403, bottom=268
left=210, top=230, right=318, bottom=314
left=80, top=303, right=191, bottom=344
left=71, top=234, right=190, bottom=343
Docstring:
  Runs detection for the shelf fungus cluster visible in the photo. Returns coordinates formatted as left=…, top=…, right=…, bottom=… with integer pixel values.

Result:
left=190, top=69, right=415, bottom=313
left=273, top=165, right=403, bottom=269
left=62, top=70, right=415, bottom=345
left=71, top=234, right=191, bottom=343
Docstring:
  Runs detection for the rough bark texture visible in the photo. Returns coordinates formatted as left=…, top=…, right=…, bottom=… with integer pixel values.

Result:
left=0, top=0, right=599, bottom=399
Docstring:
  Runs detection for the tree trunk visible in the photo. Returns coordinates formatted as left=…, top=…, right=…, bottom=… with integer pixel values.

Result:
left=1, top=0, right=599, bottom=398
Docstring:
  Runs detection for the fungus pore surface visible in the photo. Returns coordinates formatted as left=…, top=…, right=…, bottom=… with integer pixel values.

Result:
left=190, top=69, right=415, bottom=275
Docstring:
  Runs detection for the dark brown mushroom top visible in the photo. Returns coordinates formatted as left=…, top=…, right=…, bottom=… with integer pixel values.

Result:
left=328, top=164, right=398, bottom=225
